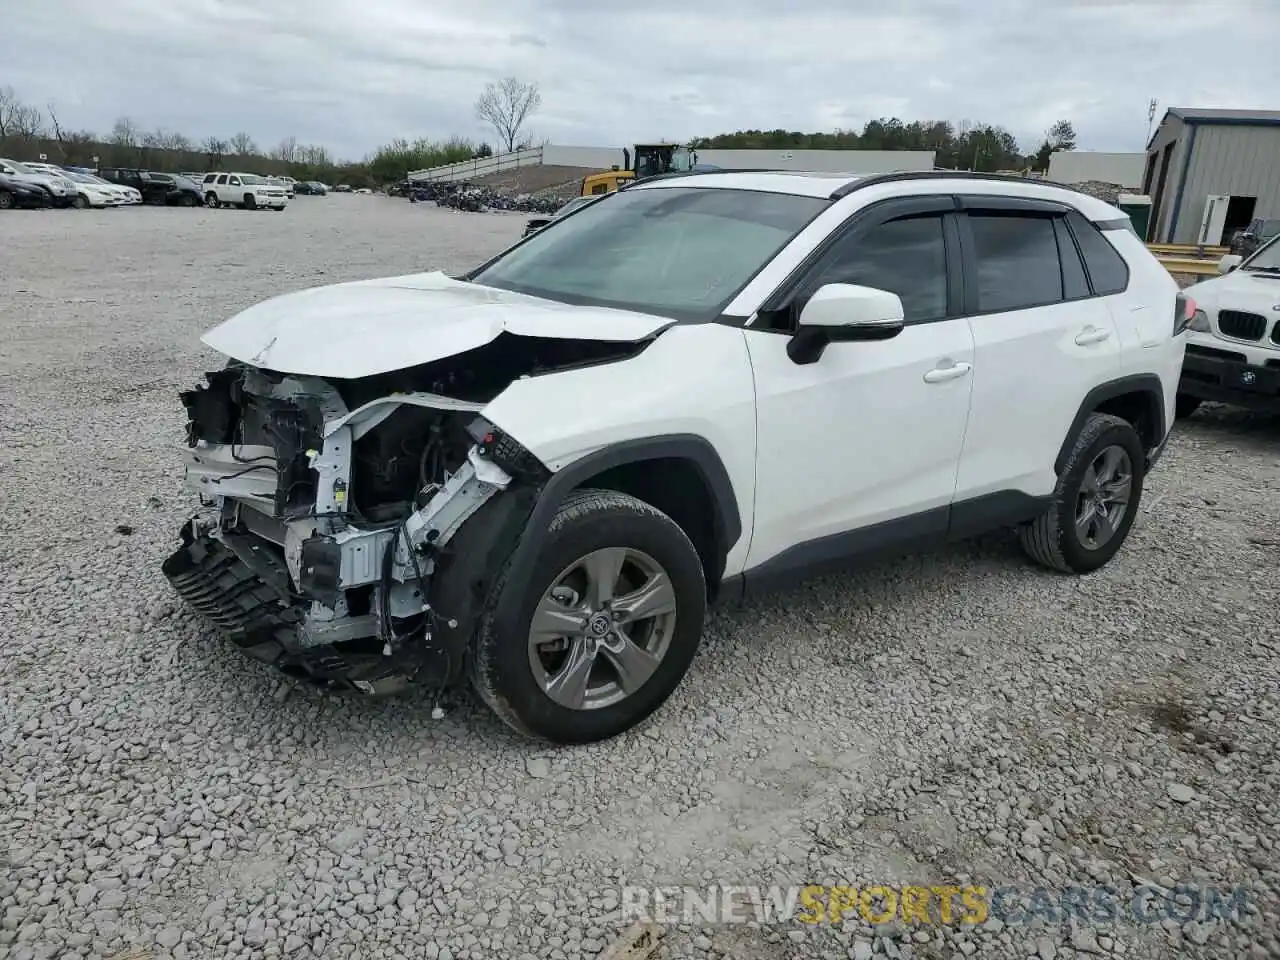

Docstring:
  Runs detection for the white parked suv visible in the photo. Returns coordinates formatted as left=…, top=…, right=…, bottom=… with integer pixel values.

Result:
left=164, top=170, right=1189, bottom=743
left=201, top=172, right=289, bottom=210
left=1175, top=234, right=1280, bottom=417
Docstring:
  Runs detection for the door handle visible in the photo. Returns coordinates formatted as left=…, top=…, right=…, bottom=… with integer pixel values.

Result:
left=923, top=360, right=972, bottom=383
left=1075, top=326, right=1112, bottom=346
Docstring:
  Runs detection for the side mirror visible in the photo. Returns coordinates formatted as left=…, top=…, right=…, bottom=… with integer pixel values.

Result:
left=1218, top=254, right=1243, bottom=275
left=786, top=283, right=906, bottom=365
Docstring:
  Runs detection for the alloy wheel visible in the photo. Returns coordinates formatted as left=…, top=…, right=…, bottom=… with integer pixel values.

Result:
left=1075, top=444, right=1133, bottom=550
left=527, top=547, right=678, bottom=711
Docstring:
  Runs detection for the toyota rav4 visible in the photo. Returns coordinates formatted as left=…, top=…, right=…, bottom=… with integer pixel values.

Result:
left=164, top=170, right=1189, bottom=743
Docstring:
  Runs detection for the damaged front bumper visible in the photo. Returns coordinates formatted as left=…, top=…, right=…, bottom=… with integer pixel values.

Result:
left=162, top=366, right=531, bottom=693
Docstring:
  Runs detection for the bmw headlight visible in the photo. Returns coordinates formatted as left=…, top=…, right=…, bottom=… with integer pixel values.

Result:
left=1189, top=309, right=1211, bottom=333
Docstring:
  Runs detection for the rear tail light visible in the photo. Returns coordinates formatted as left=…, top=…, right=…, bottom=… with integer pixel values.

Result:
left=1174, top=294, right=1197, bottom=334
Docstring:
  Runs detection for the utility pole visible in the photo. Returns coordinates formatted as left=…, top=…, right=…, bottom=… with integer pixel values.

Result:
left=1146, top=98, right=1158, bottom=146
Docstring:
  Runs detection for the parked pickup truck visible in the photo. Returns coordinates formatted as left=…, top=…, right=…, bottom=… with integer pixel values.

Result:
left=202, top=172, right=290, bottom=210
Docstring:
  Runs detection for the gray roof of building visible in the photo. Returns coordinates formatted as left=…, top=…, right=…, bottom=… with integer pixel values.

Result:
left=1166, top=107, right=1280, bottom=122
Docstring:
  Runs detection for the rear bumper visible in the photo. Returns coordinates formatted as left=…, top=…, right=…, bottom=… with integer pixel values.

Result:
left=1179, top=349, right=1280, bottom=412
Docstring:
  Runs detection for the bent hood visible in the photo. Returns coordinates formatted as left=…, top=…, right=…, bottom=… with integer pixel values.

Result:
left=1188, top=269, right=1280, bottom=313
left=201, top=271, right=673, bottom=379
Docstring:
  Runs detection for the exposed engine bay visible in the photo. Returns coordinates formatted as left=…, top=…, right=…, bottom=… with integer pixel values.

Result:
left=162, top=332, right=648, bottom=693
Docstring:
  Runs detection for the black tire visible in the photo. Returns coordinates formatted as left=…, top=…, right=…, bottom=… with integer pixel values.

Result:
left=243, top=194, right=257, bottom=210
left=0, top=190, right=13, bottom=210
left=471, top=488, right=707, bottom=744
left=72, top=194, right=89, bottom=210
left=205, top=193, right=219, bottom=208
left=1018, top=413, right=1146, bottom=574
left=179, top=193, right=197, bottom=207
left=1174, top=394, right=1202, bottom=420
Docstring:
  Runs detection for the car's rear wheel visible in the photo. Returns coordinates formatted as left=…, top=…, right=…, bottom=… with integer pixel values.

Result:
left=243, top=194, right=257, bottom=210
left=1018, top=413, right=1145, bottom=574
left=1175, top=394, right=1202, bottom=419
left=205, top=192, right=219, bottom=208
left=179, top=193, right=197, bottom=207
left=0, top=191, right=13, bottom=210
left=471, top=489, right=707, bottom=744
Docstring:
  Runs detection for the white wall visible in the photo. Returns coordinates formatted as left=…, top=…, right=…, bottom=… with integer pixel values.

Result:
left=407, top=147, right=543, bottom=182
left=408, top=144, right=938, bottom=184
left=541, top=145, right=628, bottom=169
left=698, top=149, right=934, bottom=173
left=1048, top=151, right=1146, bottom=189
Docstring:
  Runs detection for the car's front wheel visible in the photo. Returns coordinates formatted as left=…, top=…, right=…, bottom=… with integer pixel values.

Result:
left=0, top=190, right=14, bottom=210
left=1018, top=413, right=1145, bottom=574
left=472, top=489, right=707, bottom=744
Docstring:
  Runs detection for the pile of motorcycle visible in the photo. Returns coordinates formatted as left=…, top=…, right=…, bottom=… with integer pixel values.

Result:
left=404, top=180, right=565, bottom=216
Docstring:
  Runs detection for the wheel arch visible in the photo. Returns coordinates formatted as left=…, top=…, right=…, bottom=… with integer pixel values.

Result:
left=507, top=436, right=741, bottom=602
left=1056, top=375, right=1166, bottom=475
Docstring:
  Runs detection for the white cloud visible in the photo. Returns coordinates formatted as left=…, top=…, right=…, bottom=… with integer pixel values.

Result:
left=1, top=0, right=1276, bottom=159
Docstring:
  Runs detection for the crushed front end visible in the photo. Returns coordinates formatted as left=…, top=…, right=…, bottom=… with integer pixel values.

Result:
left=162, top=363, right=537, bottom=693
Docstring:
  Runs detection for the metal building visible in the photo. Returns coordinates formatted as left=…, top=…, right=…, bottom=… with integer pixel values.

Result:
left=1143, top=107, right=1280, bottom=245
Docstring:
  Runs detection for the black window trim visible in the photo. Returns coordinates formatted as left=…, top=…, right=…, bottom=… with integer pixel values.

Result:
left=750, top=194, right=963, bottom=333
left=954, top=199, right=1131, bottom=317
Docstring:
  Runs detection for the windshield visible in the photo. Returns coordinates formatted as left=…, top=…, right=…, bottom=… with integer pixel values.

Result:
left=1242, top=234, right=1280, bottom=272
left=241, top=174, right=267, bottom=185
left=3, top=159, right=33, bottom=174
left=1256, top=220, right=1280, bottom=238
left=64, top=171, right=96, bottom=184
left=471, top=187, right=828, bottom=320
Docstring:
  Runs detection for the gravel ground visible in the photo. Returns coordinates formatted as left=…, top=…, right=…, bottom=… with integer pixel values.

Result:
left=1, top=198, right=1278, bottom=960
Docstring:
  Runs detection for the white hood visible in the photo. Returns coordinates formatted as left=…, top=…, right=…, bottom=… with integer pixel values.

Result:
left=1188, top=268, right=1280, bottom=313
left=200, top=271, right=673, bottom=379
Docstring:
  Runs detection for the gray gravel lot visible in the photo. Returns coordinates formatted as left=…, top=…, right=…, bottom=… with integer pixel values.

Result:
left=1, top=198, right=1278, bottom=960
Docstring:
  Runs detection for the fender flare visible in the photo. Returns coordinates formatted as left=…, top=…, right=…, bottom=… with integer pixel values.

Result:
left=1055, top=374, right=1166, bottom=475
left=489, top=434, right=742, bottom=632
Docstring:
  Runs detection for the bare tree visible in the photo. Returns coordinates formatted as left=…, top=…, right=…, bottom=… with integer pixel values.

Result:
left=111, top=116, right=139, bottom=147
left=46, top=102, right=67, bottom=158
left=272, top=136, right=297, bottom=164
left=228, top=131, right=257, bottom=156
left=474, top=77, right=542, bottom=153
left=203, top=136, right=228, bottom=168
left=0, top=86, right=19, bottom=143
left=11, top=103, right=44, bottom=147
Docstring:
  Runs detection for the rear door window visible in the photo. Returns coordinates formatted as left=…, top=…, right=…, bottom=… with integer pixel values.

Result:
left=967, top=214, right=1064, bottom=312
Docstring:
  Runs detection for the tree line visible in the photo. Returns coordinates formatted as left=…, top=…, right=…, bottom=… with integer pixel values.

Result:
left=692, top=118, right=1078, bottom=173
left=3, top=79, right=1080, bottom=186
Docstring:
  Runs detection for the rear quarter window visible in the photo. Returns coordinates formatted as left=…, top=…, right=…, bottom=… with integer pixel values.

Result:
left=1067, top=212, right=1130, bottom=296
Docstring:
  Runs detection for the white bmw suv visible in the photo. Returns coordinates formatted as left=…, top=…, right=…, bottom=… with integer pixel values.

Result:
left=1175, top=234, right=1280, bottom=417
left=165, top=170, right=1188, bottom=743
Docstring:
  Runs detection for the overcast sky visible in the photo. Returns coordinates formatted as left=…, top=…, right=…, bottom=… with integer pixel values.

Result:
left=3, top=0, right=1275, bottom=161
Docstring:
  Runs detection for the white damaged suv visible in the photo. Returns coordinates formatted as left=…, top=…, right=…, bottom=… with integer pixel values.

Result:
left=165, top=170, right=1189, bottom=743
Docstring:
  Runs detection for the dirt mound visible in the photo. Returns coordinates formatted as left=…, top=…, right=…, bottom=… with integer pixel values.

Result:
left=473, top=165, right=601, bottom=199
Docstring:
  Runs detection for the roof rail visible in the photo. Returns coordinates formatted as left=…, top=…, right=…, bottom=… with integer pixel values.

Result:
left=620, top=168, right=792, bottom=190
left=828, top=169, right=1049, bottom=199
